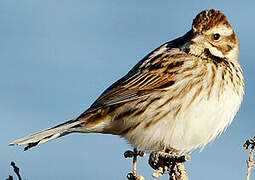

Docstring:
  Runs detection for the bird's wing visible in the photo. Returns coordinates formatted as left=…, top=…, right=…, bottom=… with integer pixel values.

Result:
left=89, top=71, right=174, bottom=108
left=79, top=30, right=194, bottom=116
left=77, top=42, right=187, bottom=117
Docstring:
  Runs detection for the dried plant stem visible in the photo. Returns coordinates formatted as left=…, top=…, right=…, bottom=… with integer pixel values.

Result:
left=244, top=137, right=255, bottom=180
left=124, top=148, right=146, bottom=180
left=6, top=175, right=13, bottom=180
left=175, top=163, right=189, bottom=180
left=149, top=151, right=189, bottom=179
left=8, top=161, right=22, bottom=180
left=246, top=146, right=255, bottom=180
left=133, top=148, right=138, bottom=176
left=169, top=162, right=189, bottom=180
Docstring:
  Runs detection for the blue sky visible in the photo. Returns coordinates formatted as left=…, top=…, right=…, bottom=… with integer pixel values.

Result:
left=1, top=1, right=255, bottom=179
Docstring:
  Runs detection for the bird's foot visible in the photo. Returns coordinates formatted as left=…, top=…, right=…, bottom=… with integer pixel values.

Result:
left=124, top=148, right=146, bottom=180
left=149, top=150, right=190, bottom=179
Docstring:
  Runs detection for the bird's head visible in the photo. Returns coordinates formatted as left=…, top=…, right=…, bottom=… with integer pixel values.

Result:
left=181, top=9, right=239, bottom=63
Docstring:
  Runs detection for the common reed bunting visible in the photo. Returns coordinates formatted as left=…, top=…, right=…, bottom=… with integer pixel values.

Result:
left=9, top=9, right=244, bottom=166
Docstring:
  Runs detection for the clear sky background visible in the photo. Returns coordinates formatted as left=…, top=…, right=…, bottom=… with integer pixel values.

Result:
left=1, top=1, right=254, bottom=179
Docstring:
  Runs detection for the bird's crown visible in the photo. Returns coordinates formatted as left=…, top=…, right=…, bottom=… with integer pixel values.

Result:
left=192, top=9, right=231, bottom=32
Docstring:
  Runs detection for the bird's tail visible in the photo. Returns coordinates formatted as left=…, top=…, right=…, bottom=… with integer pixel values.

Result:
left=8, top=119, right=84, bottom=151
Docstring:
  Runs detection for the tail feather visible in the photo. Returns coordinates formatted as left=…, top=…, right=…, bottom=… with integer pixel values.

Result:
left=8, top=119, right=84, bottom=151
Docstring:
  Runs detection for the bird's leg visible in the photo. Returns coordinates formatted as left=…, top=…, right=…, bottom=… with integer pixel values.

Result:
left=149, top=149, right=190, bottom=179
left=124, top=148, right=146, bottom=180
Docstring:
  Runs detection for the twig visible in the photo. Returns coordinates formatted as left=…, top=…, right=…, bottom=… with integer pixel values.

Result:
left=10, top=161, right=22, bottom=180
left=6, top=175, right=13, bottom=180
left=169, top=156, right=189, bottom=180
left=149, top=151, right=189, bottom=179
left=244, top=137, right=255, bottom=180
left=133, top=148, right=138, bottom=176
left=124, top=148, right=146, bottom=180
left=174, top=162, right=189, bottom=180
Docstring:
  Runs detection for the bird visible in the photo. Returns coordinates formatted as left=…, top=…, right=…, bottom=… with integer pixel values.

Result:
left=9, top=9, right=244, bottom=158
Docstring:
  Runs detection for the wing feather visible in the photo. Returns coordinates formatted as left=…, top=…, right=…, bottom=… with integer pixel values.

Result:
left=81, top=41, right=186, bottom=115
left=83, top=71, right=174, bottom=115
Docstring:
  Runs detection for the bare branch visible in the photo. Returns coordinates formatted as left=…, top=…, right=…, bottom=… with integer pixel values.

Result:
left=149, top=151, right=189, bottom=179
left=124, top=148, right=146, bottom=180
left=10, top=161, right=22, bottom=180
left=6, top=175, right=13, bottom=180
left=244, top=137, right=255, bottom=180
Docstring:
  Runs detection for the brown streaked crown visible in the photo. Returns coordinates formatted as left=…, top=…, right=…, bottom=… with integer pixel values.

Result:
left=192, top=9, right=231, bottom=32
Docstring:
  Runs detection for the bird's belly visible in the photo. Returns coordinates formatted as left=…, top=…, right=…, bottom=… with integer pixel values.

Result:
left=123, top=86, right=242, bottom=154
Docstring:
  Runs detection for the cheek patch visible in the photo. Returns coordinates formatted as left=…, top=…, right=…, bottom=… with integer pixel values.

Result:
left=209, top=45, right=224, bottom=58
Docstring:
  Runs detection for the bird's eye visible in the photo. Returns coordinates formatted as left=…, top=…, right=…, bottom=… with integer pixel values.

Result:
left=213, top=33, right=221, bottom=41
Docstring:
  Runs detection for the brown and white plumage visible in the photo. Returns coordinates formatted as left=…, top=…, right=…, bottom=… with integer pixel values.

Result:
left=9, top=9, right=244, bottom=155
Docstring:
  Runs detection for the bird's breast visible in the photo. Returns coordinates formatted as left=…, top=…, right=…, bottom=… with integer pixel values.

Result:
left=122, top=62, right=244, bottom=154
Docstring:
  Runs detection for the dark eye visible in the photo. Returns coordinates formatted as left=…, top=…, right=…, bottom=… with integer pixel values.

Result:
left=213, top=33, right=221, bottom=41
